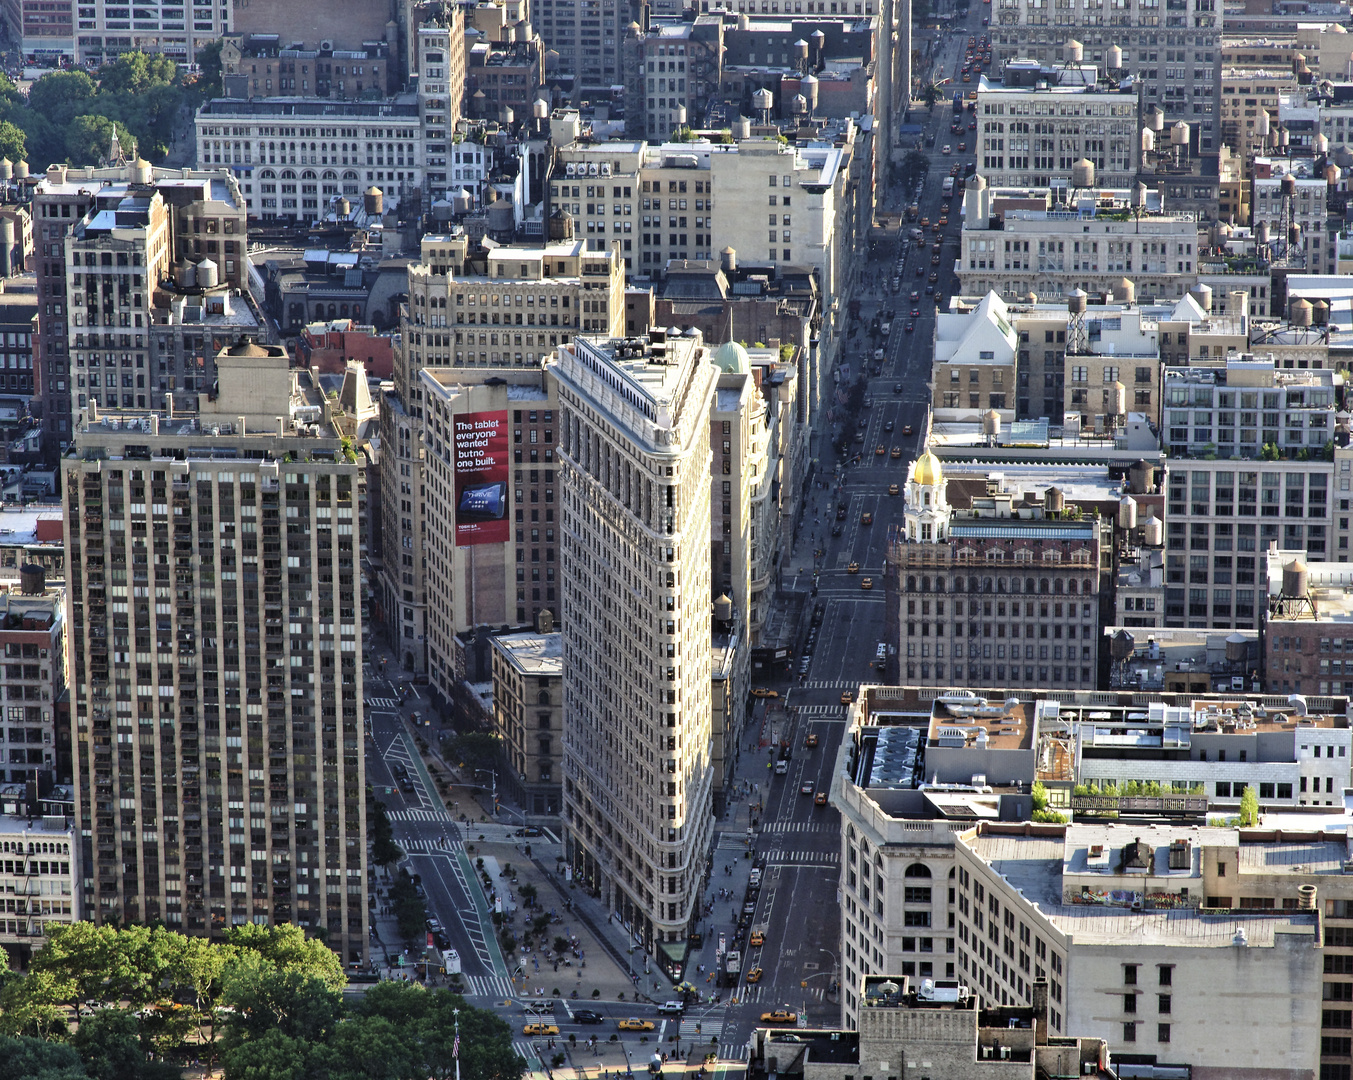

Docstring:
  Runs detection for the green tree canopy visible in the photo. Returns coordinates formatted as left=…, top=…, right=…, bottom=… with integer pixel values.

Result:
left=224, top=924, right=346, bottom=991
left=64, top=115, right=134, bottom=168
left=27, top=70, right=97, bottom=126
left=1239, top=784, right=1260, bottom=827
left=0, top=1034, right=87, bottom=1080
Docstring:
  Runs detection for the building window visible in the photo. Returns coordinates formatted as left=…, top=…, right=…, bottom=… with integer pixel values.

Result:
left=1123, top=1023, right=1137, bottom=1042
left=1158, top=1024, right=1171, bottom=1043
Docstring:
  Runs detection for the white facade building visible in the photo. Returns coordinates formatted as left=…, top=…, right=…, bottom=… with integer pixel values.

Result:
left=551, top=329, right=718, bottom=976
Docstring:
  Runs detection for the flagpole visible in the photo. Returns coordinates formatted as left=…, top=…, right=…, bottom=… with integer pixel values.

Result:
left=454, top=1007, right=461, bottom=1080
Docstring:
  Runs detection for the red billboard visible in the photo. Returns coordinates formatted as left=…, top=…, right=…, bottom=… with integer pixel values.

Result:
left=454, top=410, right=510, bottom=546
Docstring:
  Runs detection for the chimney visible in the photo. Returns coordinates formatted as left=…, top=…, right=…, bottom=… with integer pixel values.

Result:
left=1032, top=980, right=1049, bottom=1045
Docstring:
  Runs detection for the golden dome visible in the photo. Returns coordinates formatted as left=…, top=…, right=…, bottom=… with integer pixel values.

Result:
left=913, top=450, right=943, bottom=487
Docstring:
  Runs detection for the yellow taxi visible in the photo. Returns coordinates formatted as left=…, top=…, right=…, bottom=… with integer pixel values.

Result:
left=761, top=1009, right=798, bottom=1024
left=861, top=512, right=873, bottom=525
left=746, top=967, right=764, bottom=983
left=861, top=578, right=873, bottom=591
left=524, top=1023, right=560, bottom=1036
left=889, top=483, right=900, bottom=496
left=751, top=687, right=779, bottom=699
left=891, top=447, right=902, bottom=459
left=875, top=444, right=886, bottom=456
left=750, top=931, right=765, bottom=946
left=805, top=732, right=819, bottom=748
left=619, top=1018, right=655, bottom=1032
left=815, top=791, right=828, bottom=806
left=847, top=562, right=860, bottom=574
left=841, top=691, right=855, bottom=705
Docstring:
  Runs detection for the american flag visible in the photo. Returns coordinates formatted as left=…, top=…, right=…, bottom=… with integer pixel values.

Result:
left=453, top=1034, right=460, bottom=1059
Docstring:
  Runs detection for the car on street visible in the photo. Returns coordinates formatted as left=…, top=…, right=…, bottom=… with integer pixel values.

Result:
left=941, top=144, right=951, bottom=154
left=831, top=523, right=843, bottom=537
left=658, top=1002, right=686, bottom=1016
left=800, top=780, right=815, bottom=795
left=884, top=420, right=894, bottom=432
left=910, top=289, right=920, bottom=301
left=861, top=577, right=873, bottom=590
left=514, top=826, right=543, bottom=837
left=925, top=284, right=935, bottom=294
left=762, top=1009, right=799, bottom=1025
left=911, top=309, right=921, bottom=318
left=903, top=423, right=914, bottom=435
left=774, top=760, right=789, bottom=775
left=904, top=321, right=914, bottom=332
left=805, top=732, right=819, bottom=748
left=836, top=506, right=847, bottom=520
left=619, top=1019, right=655, bottom=1032
left=815, top=791, right=829, bottom=806
left=929, top=271, right=939, bottom=283
left=751, top=687, right=779, bottom=698
left=893, top=383, right=903, bottom=394
left=746, top=967, right=764, bottom=983
left=840, top=691, right=855, bottom=705
left=861, top=511, right=873, bottom=525
left=891, top=446, right=902, bottom=459
left=875, top=444, right=885, bottom=456
left=889, top=483, right=900, bottom=496
left=573, top=1010, right=604, bottom=1024
left=847, top=562, right=860, bottom=574
left=750, top=931, right=765, bottom=946
left=524, top=1023, right=560, bottom=1036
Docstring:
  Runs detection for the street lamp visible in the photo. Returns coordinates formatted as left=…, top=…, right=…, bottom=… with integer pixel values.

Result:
left=473, top=768, right=498, bottom=815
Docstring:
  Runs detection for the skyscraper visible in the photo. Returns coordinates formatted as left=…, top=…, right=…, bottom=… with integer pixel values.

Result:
left=63, top=342, right=368, bottom=962
left=549, top=328, right=717, bottom=974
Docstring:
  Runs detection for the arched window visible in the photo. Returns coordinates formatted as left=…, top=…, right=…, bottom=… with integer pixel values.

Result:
left=907, top=575, right=916, bottom=591
left=1040, top=578, right=1050, bottom=594
left=904, top=863, right=931, bottom=878
left=538, top=690, right=551, bottom=705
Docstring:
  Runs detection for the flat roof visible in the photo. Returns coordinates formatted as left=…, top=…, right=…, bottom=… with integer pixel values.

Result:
left=929, top=692, right=1035, bottom=750
left=492, top=630, right=562, bottom=676
left=966, top=828, right=1322, bottom=946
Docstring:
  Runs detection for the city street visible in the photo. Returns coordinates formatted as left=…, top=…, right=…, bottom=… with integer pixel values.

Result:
left=357, top=3, right=988, bottom=1060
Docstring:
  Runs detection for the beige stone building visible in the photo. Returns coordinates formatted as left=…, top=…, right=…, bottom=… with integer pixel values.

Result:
left=1221, top=67, right=1301, bottom=157
left=551, top=329, right=717, bottom=976
left=987, top=5, right=1220, bottom=154
left=490, top=626, right=562, bottom=817
left=0, top=811, right=78, bottom=965
left=63, top=345, right=369, bottom=964
left=377, top=234, right=623, bottom=675
left=417, top=367, right=562, bottom=699
left=956, top=821, right=1327, bottom=1079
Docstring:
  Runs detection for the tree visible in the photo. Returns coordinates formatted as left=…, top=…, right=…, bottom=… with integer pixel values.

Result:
left=1238, top=785, right=1260, bottom=827
left=70, top=1008, right=181, bottom=1080
left=193, top=40, right=225, bottom=101
left=224, top=924, right=346, bottom=991
left=220, top=1028, right=313, bottom=1080
left=97, top=52, right=177, bottom=97
left=27, top=70, right=96, bottom=126
left=389, top=870, right=427, bottom=944
left=0, top=120, right=24, bottom=162
left=445, top=731, right=503, bottom=770
left=64, top=114, right=133, bottom=167
left=29, top=924, right=191, bottom=1012
left=0, top=1034, right=87, bottom=1080
left=1030, top=780, right=1068, bottom=824
left=220, top=952, right=343, bottom=1048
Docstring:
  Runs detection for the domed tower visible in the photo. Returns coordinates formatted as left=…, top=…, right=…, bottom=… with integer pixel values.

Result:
left=905, top=451, right=948, bottom=542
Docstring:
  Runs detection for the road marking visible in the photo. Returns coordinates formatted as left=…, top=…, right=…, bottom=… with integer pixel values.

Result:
left=465, top=975, right=518, bottom=997
left=366, top=697, right=402, bottom=709
left=387, top=808, right=458, bottom=823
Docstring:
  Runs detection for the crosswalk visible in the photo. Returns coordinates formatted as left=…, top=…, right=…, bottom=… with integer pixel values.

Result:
left=513, top=1041, right=541, bottom=1062
left=759, top=821, right=833, bottom=834
left=761, top=850, right=840, bottom=865
left=800, top=679, right=862, bottom=690
left=680, top=1017, right=724, bottom=1039
left=461, top=974, right=517, bottom=997
left=387, top=808, right=457, bottom=824
left=366, top=697, right=402, bottom=710
left=791, top=704, right=850, bottom=719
